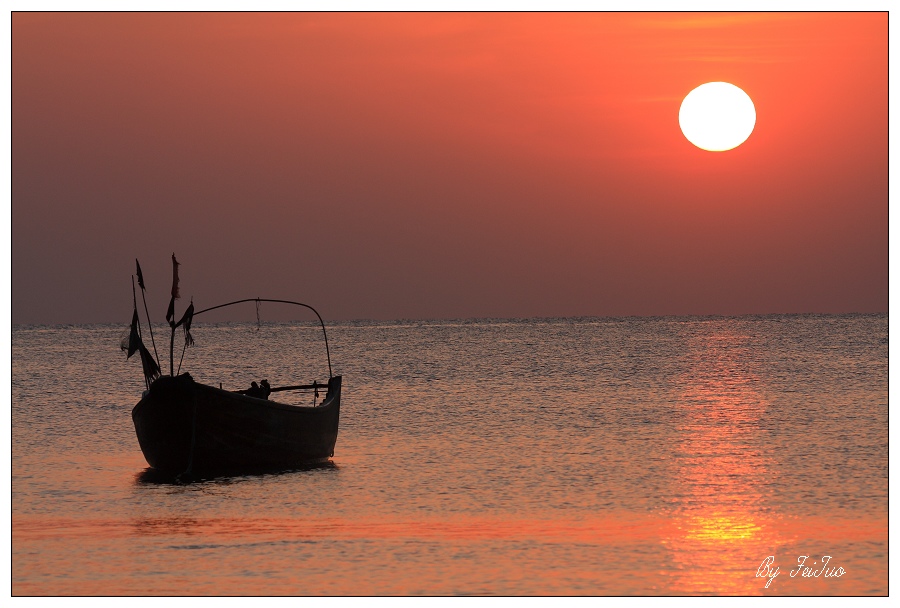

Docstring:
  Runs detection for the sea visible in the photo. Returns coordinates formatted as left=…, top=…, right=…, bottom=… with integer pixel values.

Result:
left=11, top=314, right=888, bottom=596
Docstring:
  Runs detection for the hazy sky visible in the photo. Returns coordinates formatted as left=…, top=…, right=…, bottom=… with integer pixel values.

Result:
left=11, top=12, right=887, bottom=325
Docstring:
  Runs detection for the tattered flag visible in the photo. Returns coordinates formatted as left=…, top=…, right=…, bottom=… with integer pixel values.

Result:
left=171, top=253, right=180, bottom=299
left=136, top=259, right=145, bottom=290
left=139, top=342, right=161, bottom=383
left=121, top=309, right=141, bottom=359
left=176, top=299, right=195, bottom=347
left=121, top=308, right=159, bottom=383
left=166, top=295, right=176, bottom=327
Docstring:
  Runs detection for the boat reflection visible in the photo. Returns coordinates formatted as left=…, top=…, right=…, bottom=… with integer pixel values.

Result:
left=663, top=329, right=789, bottom=595
left=131, top=515, right=205, bottom=537
left=134, top=460, right=337, bottom=485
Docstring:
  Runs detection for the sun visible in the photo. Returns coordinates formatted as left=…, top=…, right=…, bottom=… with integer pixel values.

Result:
left=679, top=82, right=756, bottom=152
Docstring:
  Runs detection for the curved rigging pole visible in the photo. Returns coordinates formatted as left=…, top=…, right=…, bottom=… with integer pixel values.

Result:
left=193, top=298, right=333, bottom=379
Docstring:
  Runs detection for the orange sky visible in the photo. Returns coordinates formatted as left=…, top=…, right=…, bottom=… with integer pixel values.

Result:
left=11, top=12, right=887, bottom=323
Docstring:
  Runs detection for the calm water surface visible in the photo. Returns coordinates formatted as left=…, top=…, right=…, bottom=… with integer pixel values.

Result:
left=11, top=315, right=888, bottom=595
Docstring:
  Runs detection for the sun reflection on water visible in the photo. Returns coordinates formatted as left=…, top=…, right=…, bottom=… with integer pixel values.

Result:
left=663, top=330, right=789, bottom=595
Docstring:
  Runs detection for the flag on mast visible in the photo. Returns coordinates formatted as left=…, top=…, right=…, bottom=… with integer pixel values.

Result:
left=171, top=253, right=180, bottom=299
left=121, top=308, right=160, bottom=383
left=121, top=309, right=141, bottom=358
left=166, top=296, right=175, bottom=327
left=136, top=259, right=145, bottom=290
left=176, top=299, right=195, bottom=347
left=167, top=254, right=180, bottom=327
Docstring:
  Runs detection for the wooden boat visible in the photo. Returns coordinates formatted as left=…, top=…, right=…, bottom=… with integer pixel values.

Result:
left=123, top=259, right=342, bottom=477
left=132, top=373, right=341, bottom=476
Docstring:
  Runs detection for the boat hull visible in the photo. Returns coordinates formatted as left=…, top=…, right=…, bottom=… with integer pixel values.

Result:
left=132, top=374, right=341, bottom=474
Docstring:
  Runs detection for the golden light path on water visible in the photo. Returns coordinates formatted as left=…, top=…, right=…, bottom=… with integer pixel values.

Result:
left=658, top=328, right=886, bottom=595
left=662, top=330, right=786, bottom=594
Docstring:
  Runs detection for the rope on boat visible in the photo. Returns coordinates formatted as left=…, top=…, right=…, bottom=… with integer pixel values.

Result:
left=193, top=298, right=334, bottom=379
